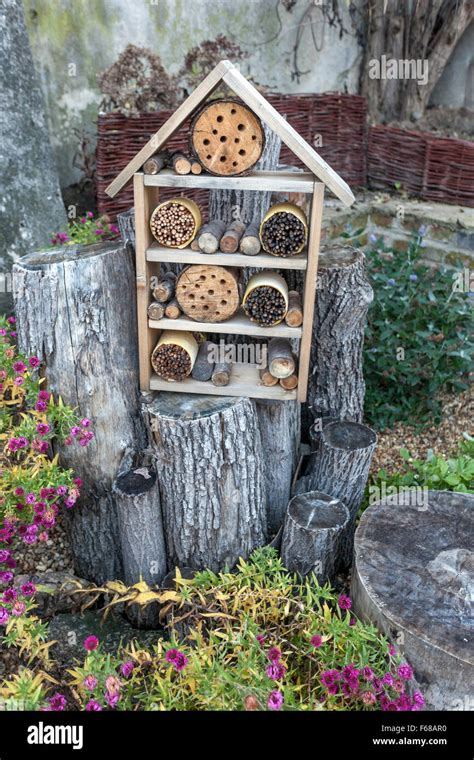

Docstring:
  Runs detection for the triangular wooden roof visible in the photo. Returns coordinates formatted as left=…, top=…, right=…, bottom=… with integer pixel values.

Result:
left=105, top=59, right=355, bottom=207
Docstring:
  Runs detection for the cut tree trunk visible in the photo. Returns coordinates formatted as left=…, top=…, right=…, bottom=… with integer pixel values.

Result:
left=352, top=490, right=474, bottom=710
left=239, top=221, right=261, bottom=256
left=280, top=491, right=349, bottom=582
left=211, top=361, right=231, bottom=386
left=145, top=393, right=267, bottom=572
left=220, top=221, right=246, bottom=253
left=308, top=420, right=377, bottom=569
left=13, top=242, right=148, bottom=583
left=306, top=246, right=373, bottom=432
left=192, top=341, right=215, bottom=381
left=256, top=399, right=300, bottom=536
left=197, top=220, right=227, bottom=253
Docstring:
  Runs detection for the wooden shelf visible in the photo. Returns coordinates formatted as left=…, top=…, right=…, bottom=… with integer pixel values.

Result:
left=143, top=168, right=315, bottom=193
left=146, top=244, right=307, bottom=270
left=149, top=309, right=302, bottom=339
left=149, top=365, right=297, bottom=400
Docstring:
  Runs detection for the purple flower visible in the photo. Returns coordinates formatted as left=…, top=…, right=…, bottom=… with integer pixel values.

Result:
left=84, top=635, right=99, bottom=651
left=13, top=361, right=27, bottom=373
left=338, top=594, right=352, bottom=611
left=70, top=426, right=81, bottom=438
left=413, top=691, right=425, bottom=706
left=267, top=646, right=281, bottom=663
left=0, top=606, right=10, bottom=625
left=94, top=229, right=104, bottom=236
left=81, top=418, right=91, bottom=428
left=382, top=672, right=394, bottom=686
left=29, top=356, right=40, bottom=368
left=7, top=316, right=15, bottom=324
left=362, top=691, right=376, bottom=705
left=409, top=273, right=418, bottom=282
left=21, top=583, right=36, bottom=599
left=56, top=485, right=68, bottom=496
left=165, top=648, right=188, bottom=671
left=38, top=390, right=50, bottom=401
left=86, top=211, right=94, bottom=218
left=398, top=664, right=413, bottom=681
left=362, top=666, right=374, bottom=681
left=418, top=224, right=427, bottom=237
left=83, top=675, right=98, bottom=691
left=267, top=690, right=283, bottom=711
left=0, top=572, right=14, bottom=584
left=266, top=663, right=286, bottom=681
left=12, top=601, right=26, bottom=616
left=49, top=693, right=67, bottom=711
left=256, top=634, right=265, bottom=648
left=85, top=699, right=102, bottom=711
left=120, top=660, right=134, bottom=678
left=104, top=692, right=119, bottom=708
left=321, top=670, right=339, bottom=687
left=35, top=401, right=47, bottom=412
left=311, top=634, right=323, bottom=648
left=36, top=423, right=50, bottom=436
left=388, top=644, right=397, bottom=657
left=387, top=278, right=396, bottom=286
left=0, top=550, right=10, bottom=563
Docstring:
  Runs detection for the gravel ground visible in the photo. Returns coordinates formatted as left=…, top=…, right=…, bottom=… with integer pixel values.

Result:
left=13, top=516, right=74, bottom=576
left=371, top=386, right=473, bottom=474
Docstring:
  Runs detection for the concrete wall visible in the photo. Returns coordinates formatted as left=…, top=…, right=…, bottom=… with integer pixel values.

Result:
left=23, top=0, right=363, bottom=188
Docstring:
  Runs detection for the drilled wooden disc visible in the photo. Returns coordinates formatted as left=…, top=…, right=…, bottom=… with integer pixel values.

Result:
left=190, top=99, right=264, bottom=176
left=176, top=265, right=240, bottom=323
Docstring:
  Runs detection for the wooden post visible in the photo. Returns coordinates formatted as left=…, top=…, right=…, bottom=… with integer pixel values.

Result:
left=13, top=242, right=148, bottom=583
left=308, top=420, right=377, bottom=569
left=256, top=400, right=300, bottom=536
left=134, top=173, right=156, bottom=391
left=280, top=491, right=349, bottom=582
left=146, top=393, right=267, bottom=572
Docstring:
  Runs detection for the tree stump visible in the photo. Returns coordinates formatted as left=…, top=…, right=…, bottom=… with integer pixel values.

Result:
left=256, top=399, right=300, bottom=536
left=13, top=242, right=148, bottom=583
left=352, top=491, right=474, bottom=710
left=305, top=246, right=373, bottom=437
left=145, top=393, right=267, bottom=572
left=308, top=421, right=377, bottom=569
left=280, top=492, right=349, bottom=583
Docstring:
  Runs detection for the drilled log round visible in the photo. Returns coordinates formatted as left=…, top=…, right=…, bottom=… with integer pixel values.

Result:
left=146, top=393, right=267, bottom=572
left=176, top=264, right=240, bottom=323
left=13, top=242, right=148, bottom=583
left=190, top=98, right=264, bottom=176
left=352, top=491, right=474, bottom=710
left=308, top=421, right=377, bottom=569
left=307, top=246, right=373, bottom=430
left=281, top=492, right=349, bottom=582
left=256, top=399, right=300, bottom=536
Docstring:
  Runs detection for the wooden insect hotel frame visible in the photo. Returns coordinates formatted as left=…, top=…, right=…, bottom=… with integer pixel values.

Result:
left=106, top=60, right=354, bottom=403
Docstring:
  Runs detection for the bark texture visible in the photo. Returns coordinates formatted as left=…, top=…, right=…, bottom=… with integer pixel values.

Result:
left=352, top=490, right=474, bottom=710
left=256, top=399, right=300, bottom=536
left=281, top=491, right=349, bottom=583
left=13, top=242, right=147, bottom=583
left=146, top=393, right=267, bottom=572
left=308, top=421, right=377, bottom=569
left=307, top=246, right=373, bottom=430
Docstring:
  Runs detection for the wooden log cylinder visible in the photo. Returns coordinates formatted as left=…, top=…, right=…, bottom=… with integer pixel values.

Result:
left=176, top=264, right=240, bottom=323
left=164, top=298, right=182, bottom=320
left=306, top=246, right=373, bottom=429
left=142, top=151, right=169, bottom=175
left=220, top=221, right=246, bottom=253
left=256, top=399, right=300, bottom=536
left=239, top=221, right=261, bottom=255
left=280, top=491, right=350, bottom=583
left=307, top=420, right=377, bottom=569
left=285, top=290, right=303, bottom=327
left=192, top=340, right=215, bottom=381
left=190, top=98, right=265, bottom=176
left=197, top=220, right=227, bottom=253
left=268, top=338, right=295, bottom=378
left=152, top=272, right=176, bottom=302
left=12, top=242, right=148, bottom=583
left=170, top=152, right=192, bottom=175
left=146, top=393, right=267, bottom=572
left=211, top=360, right=231, bottom=387
left=147, top=301, right=165, bottom=321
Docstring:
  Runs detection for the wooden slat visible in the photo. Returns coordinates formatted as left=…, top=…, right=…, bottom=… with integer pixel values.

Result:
left=105, top=60, right=235, bottom=198
left=297, top=182, right=324, bottom=402
left=143, top=169, right=315, bottom=193
left=134, top=174, right=156, bottom=391
left=223, top=67, right=355, bottom=207
left=149, top=309, right=303, bottom=339
left=149, top=365, right=297, bottom=400
left=146, top=244, right=308, bottom=271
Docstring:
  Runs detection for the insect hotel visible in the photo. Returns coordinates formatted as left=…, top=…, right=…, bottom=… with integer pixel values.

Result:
left=106, top=60, right=354, bottom=402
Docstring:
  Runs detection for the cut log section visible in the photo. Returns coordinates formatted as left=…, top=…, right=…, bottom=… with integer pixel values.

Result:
left=197, top=220, right=227, bottom=253
left=280, top=373, right=298, bottom=390
left=259, top=368, right=279, bottom=387
left=256, top=399, right=300, bottom=536
left=170, top=152, right=192, bottom=175
left=176, top=264, right=240, bottom=323
left=285, top=290, right=303, bottom=327
left=220, top=221, right=246, bottom=253
left=211, top=360, right=231, bottom=387
left=192, top=340, right=215, bottom=381
left=306, top=246, right=373, bottom=429
left=145, top=393, right=267, bottom=571
left=190, top=159, right=202, bottom=175
left=280, top=491, right=349, bottom=583
left=142, top=151, right=169, bottom=175
left=268, top=338, right=295, bottom=379
left=190, top=98, right=265, bottom=176
left=152, top=272, right=176, bottom=302
left=164, top=298, right=182, bottom=320
left=239, top=221, right=262, bottom=255
left=308, top=420, right=377, bottom=569
left=352, top=490, right=474, bottom=710
left=147, top=301, right=165, bottom=321
left=13, top=242, right=148, bottom=584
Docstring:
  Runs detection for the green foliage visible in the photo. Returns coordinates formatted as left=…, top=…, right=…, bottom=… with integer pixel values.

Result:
left=363, top=234, right=473, bottom=429
left=364, top=436, right=474, bottom=513
left=68, top=550, right=422, bottom=712
left=49, top=212, right=119, bottom=247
